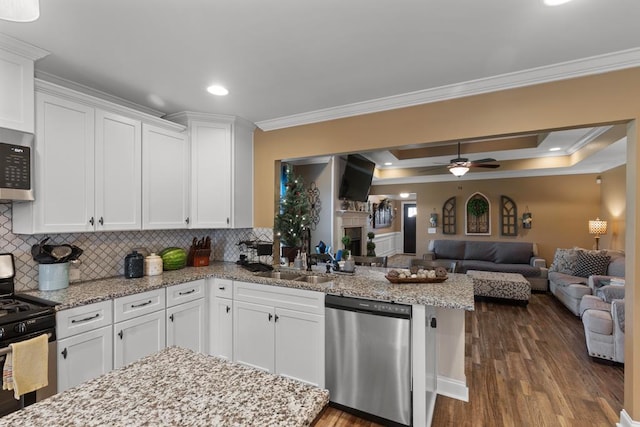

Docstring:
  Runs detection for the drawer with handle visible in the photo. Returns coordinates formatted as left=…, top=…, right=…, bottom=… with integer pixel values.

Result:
left=56, top=300, right=113, bottom=339
left=166, top=279, right=205, bottom=307
left=114, top=289, right=166, bottom=323
left=211, top=278, right=233, bottom=299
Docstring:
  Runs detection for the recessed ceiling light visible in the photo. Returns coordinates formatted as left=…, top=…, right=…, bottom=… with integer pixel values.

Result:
left=549, top=147, right=562, bottom=152
left=543, top=0, right=573, bottom=6
left=400, top=193, right=410, bottom=198
left=207, top=85, right=229, bottom=96
left=384, top=162, right=393, bottom=166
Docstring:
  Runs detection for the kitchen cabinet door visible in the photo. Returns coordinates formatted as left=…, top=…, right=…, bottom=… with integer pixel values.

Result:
left=114, top=310, right=166, bottom=369
left=233, top=300, right=274, bottom=372
left=274, top=307, right=324, bottom=387
left=189, top=120, right=232, bottom=228
left=95, top=110, right=142, bottom=231
left=57, top=325, right=113, bottom=393
left=166, top=298, right=206, bottom=354
left=13, top=93, right=95, bottom=233
left=210, top=296, right=233, bottom=360
left=0, top=47, right=35, bottom=133
left=142, top=124, right=189, bottom=229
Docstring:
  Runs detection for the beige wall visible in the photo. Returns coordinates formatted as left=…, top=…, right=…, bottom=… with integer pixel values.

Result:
left=253, top=67, right=640, bottom=419
left=601, top=165, right=626, bottom=251
left=372, top=173, right=604, bottom=264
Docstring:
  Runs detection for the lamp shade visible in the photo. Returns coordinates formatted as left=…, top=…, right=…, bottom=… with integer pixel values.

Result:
left=449, top=165, right=469, bottom=177
left=0, top=0, right=39, bottom=22
left=588, top=218, right=607, bottom=235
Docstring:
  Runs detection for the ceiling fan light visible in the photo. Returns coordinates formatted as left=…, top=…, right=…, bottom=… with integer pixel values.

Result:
left=449, top=165, right=469, bottom=177
left=0, top=0, right=39, bottom=22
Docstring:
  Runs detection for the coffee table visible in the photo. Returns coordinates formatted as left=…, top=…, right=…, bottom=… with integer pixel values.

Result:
left=467, top=270, right=531, bottom=305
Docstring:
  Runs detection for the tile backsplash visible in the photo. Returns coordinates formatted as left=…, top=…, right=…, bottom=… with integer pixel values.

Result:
left=1, top=203, right=273, bottom=291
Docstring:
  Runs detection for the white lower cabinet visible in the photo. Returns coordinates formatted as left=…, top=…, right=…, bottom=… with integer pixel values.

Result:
left=114, top=310, right=166, bottom=369
left=166, top=298, right=206, bottom=353
left=233, top=281, right=325, bottom=387
left=56, top=300, right=113, bottom=393
left=57, top=325, right=113, bottom=392
left=208, top=278, right=233, bottom=360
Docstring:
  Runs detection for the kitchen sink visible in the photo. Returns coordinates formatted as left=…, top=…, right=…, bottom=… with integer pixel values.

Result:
left=253, top=271, right=305, bottom=281
left=294, top=275, right=333, bottom=284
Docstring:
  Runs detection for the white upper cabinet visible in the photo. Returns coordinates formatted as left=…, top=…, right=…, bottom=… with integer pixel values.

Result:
left=95, top=110, right=142, bottom=231
left=166, top=112, right=254, bottom=229
left=14, top=92, right=96, bottom=233
left=142, top=124, right=189, bottom=229
left=0, top=35, right=48, bottom=133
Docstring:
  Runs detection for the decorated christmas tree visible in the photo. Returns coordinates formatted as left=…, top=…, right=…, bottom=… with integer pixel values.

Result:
left=274, top=167, right=311, bottom=248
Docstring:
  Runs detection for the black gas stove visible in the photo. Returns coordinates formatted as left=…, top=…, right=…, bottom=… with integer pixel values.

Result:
left=0, top=254, right=57, bottom=345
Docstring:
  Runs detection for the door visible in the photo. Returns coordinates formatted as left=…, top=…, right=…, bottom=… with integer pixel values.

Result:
left=95, top=110, right=142, bottom=231
left=233, top=300, right=274, bottom=372
left=57, top=325, right=113, bottom=392
left=166, top=299, right=206, bottom=354
left=114, top=310, right=166, bottom=368
left=34, top=93, right=95, bottom=232
left=210, top=297, right=233, bottom=360
left=403, top=203, right=417, bottom=254
left=142, top=124, right=189, bottom=229
left=274, top=307, right=324, bottom=387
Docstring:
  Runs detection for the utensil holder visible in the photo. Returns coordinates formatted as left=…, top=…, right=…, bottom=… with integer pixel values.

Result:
left=38, top=262, right=70, bottom=291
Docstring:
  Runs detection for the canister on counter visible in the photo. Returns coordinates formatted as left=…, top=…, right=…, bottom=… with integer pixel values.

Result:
left=124, top=251, right=144, bottom=278
left=144, top=253, right=163, bottom=276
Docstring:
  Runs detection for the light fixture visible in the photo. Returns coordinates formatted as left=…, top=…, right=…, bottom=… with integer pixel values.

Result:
left=596, top=176, right=602, bottom=184
left=0, top=0, right=39, bottom=22
left=549, top=147, right=562, bottom=152
left=399, top=193, right=409, bottom=198
left=588, top=217, right=607, bottom=250
left=449, top=165, right=469, bottom=177
left=206, top=85, right=229, bottom=96
left=543, top=0, right=573, bottom=5
left=384, top=162, right=392, bottom=166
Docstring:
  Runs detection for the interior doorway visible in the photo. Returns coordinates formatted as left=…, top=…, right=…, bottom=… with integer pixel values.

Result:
left=403, top=203, right=417, bottom=254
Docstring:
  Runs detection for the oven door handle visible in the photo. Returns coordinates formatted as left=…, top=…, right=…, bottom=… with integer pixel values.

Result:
left=0, top=332, right=54, bottom=356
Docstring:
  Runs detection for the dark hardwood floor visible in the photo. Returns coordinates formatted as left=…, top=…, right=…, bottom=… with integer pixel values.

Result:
left=315, top=293, right=624, bottom=427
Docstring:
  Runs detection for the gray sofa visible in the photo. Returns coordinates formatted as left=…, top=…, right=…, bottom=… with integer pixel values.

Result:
left=424, top=240, right=548, bottom=291
left=548, top=248, right=625, bottom=316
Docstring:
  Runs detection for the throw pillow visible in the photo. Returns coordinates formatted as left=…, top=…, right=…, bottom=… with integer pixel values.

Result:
left=549, top=248, right=579, bottom=274
left=573, top=252, right=611, bottom=278
left=596, top=285, right=625, bottom=303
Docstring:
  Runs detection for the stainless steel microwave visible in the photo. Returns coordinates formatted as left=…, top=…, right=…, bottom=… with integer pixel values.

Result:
left=0, top=128, right=34, bottom=202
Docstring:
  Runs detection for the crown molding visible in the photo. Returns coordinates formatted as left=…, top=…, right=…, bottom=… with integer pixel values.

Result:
left=256, top=48, right=640, bottom=132
left=165, top=111, right=256, bottom=131
left=0, top=33, right=48, bottom=60
left=35, top=70, right=166, bottom=118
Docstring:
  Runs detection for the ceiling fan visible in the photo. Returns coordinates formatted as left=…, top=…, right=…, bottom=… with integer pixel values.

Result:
left=446, top=142, right=500, bottom=177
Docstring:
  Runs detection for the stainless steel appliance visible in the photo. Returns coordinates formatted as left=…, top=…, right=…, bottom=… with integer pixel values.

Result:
left=0, top=253, right=57, bottom=416
left=0, top=127, right=34, bottom=201
left=325, top=295, right=412, bottom=426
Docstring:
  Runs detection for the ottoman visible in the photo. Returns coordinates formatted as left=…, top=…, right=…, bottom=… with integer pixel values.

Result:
left=467, top=270, right=531, bottom=305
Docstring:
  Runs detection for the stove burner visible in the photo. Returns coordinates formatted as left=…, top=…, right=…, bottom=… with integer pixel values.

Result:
left=0, top=299, right=31, bottom=313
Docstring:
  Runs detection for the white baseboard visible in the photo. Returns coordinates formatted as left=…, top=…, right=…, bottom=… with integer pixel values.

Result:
left=618, top=410, right=640, bottom=427
left=437, top=375, right=469, bottom=402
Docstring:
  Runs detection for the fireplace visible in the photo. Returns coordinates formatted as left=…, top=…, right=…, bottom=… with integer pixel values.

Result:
left=344, top=227, right=362, bottom=256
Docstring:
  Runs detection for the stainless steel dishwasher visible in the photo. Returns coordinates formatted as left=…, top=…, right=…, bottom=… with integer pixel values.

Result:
left=325, top=294, right=412, bottom=426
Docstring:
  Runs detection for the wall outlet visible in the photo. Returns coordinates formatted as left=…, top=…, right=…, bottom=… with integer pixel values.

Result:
left=69, top=268, right=81, bottom=282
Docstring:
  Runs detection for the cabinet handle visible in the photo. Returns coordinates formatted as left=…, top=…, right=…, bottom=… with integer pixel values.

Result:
left=99, top=216, right=104, bottom=226
left=268, top=313, right=273, bottom=322
left=89, top=217, right=94, bottom=226
left=178, top=289, right=195, bottom=296
left=61, top=348, right=68, bottom=359
left=226, top=305, right=230, bottom=313
left=71, top=313, right=100, bottom=324
left=131, top=300, right=152, bottom=308
left=218, top=286, right=225, bottom=291
left=170, top=314, right=174, bottom=322
left=274, top=314, right=279, bottom=322
left=185, top=217, right=190, bottom=224
left=118, top=330, right=123, bottom=340
left=226, top=217, right=230, bottom=225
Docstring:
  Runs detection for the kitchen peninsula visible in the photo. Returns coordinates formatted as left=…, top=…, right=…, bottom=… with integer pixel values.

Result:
left=25, top=262, right=474, bottom=426
left=0, top=346, right=328, bottom=426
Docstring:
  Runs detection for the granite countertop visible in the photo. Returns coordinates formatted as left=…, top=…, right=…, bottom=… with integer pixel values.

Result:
left=0, top=346, right=328, bottom=427
left=25, top=262, right=474, bottom=311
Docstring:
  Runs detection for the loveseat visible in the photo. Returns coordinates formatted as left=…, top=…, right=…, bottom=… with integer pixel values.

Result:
left=548, top=248, right=625, bottom=316
left=424, top=240, right=548, bottom=291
